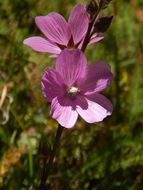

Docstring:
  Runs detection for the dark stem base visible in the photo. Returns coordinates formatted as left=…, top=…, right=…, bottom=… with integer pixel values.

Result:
left=36, top=124, right=64, bottom=190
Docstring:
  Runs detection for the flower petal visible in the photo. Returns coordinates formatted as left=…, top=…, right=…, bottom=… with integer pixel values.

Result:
left=56, top=49, right=87, bottom=87
left=80, top=61, right=113, bottom=94
left=77, top=93, right=113, bottom=123
left=50, top=96, right=78, bottom=128
left=48, top=54, right=58, bottom=58
left=78, top=33, right=104, bottom=49
left=41, top=67, right=65, bottom=102
left=23, top=36, right=61, bottom=54
left=35, top=13, right=71, bottom=45
left=68, top=4, right=89, bottom=44
left=89, top=33, right=104, bottom=45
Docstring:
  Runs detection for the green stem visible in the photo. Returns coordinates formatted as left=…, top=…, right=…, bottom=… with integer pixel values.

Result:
left=10, top=106, right=34, bottom=178
left=28, top=138, right=34, bottom=177
left=113, top=0, right=120, bottom=122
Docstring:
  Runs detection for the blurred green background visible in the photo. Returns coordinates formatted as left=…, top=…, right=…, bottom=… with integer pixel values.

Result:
left=0, top=0, right=143, bottom=189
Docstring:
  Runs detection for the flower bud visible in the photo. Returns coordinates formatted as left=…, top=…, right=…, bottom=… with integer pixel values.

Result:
left=94, top=16, right=113, bottom=32
left=87, top=0, right=100, bottom=16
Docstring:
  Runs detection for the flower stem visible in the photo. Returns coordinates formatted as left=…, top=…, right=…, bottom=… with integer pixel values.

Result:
left=81, top=21, right=94, bottom=52
left=81, top=6, right=101, bottom=52
left=37, top=124, right=64, bottom=190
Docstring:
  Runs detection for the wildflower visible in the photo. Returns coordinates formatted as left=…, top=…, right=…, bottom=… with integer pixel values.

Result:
left=23, top=4, right=104, bottom=57
left=41, top=49, right=113, bottom=128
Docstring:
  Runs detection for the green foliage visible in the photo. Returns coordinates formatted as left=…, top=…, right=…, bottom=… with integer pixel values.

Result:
left=0, top=0, right=143, bottom=189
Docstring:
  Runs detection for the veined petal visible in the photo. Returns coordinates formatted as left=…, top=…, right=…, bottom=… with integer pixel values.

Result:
left=89, top=33, right=104, bottom=45
left=77, top=93, right=113, bottom=123
left=68, top=4, right=89, bottom=44
left=23, top=36, right=61, bottom=54
left=78, top=33, right=104, bottom=49
left=80, top=61, right=113, bottom=94
left=35, top=13, right=71, bottom=45
left=50, top=96, right=78, bottom=128
left=56, top=49, right=87, bottom=87
left=41, top=67, right=65, bottom=102
left=48, top=54, right=58, bottom=58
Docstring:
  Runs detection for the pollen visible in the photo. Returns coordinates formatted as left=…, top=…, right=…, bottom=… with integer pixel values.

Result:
left=68, top=86, right=80, bottom=94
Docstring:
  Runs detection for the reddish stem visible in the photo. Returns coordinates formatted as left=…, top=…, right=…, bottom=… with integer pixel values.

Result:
left=36, top=125, right=64, bottom=190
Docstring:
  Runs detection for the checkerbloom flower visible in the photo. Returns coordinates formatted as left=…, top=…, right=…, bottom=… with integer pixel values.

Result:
left=24, top=4, right=104, bottom=57
left=42, top=49, right=113, bottom=128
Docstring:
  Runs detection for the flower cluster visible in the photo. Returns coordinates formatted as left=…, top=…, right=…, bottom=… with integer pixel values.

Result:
left=24, top=3, right=113, bottom=128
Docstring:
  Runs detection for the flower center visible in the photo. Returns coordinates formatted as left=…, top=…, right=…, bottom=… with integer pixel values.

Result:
left=69, top=86, right=79, bottom=93
left=67, top=86, right=80, bottom=97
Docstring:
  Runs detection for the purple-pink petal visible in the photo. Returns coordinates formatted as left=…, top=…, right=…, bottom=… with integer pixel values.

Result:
left=79, top=61, right=113, bottom=95
left=48, top=54, right=58, bottom=58
left=41, top=67, right=65, bottom=102
left=89, top=33, right=104, bottom=45
left=68, top=4, right=89, bottom=44
left=23, top=36, right=61, bottom=54
left=56, top=49, right=87, bottom=87
left=35, top=13, right=71, bottom=45
left=78, top=33, right=104, bottom=49
left=76, top=93, right=113, bottom=123
left=50, top=96, right=78, bottom=128
left=87, top=93, right=113, bottom=113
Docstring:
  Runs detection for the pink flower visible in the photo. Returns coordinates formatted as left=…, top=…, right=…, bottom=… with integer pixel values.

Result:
left=41, top=49, right=113, bottom=128
left=23, top=4, right=104, bottom=57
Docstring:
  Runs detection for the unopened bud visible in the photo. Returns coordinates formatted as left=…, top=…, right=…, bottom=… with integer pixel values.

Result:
left=87, top=0, right=100, bottom=16
left=94, top=16, right=113, bottom=32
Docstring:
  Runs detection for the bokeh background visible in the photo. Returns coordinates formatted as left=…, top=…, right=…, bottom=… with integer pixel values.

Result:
left=0, top=0, right=143, bottom=189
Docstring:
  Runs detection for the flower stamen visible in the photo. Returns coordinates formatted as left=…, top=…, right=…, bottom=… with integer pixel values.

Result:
left=67, top=86, right=80, bottom=95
